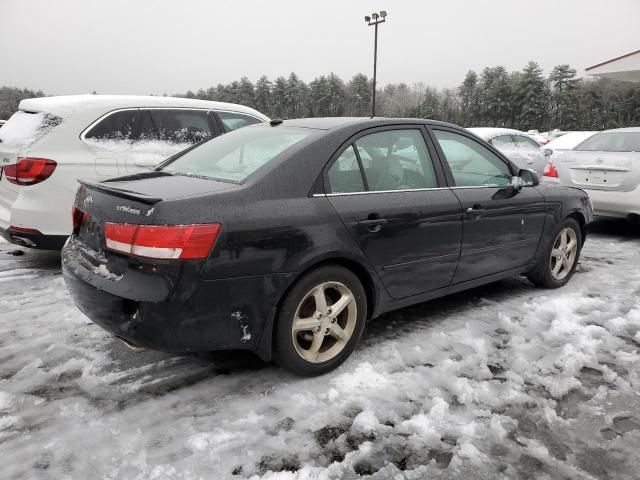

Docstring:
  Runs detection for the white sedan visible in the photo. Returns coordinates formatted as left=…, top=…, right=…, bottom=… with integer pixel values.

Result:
left=545, top=127, right=640, bottom=221
left=467, top=127, right=547, bottom=177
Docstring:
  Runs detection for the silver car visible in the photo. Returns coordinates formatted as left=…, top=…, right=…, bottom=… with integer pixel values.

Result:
left=548, top=127, right=640, bottom=221
left=467, top=127, right=547, bottom=177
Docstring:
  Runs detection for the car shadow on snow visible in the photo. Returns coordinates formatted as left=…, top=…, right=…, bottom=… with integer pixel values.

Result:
left=588, top=217, right=640, bottom=239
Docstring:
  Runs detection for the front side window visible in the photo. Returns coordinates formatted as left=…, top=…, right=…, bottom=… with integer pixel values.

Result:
left=434, top=130, right=512, bottom=187
left=85, top=109, right=137, bottom=140
left=515, top=135, right=540, bottom=150
left=354, top=129, right=438, bottom=191
left=217, top=111, right=262, bottom=132
left=575, top=132, right=640, bottom=152
left=160, top=126, right=310, bottom=183
left=328, top=145, right=366, bottom=193
left=490, top=135, right=517, bottom=148
left=151, top=109, right=212, bottom=143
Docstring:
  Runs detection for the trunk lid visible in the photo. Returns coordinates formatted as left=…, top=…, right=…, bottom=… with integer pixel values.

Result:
left=73, top=171, right=235, bottom=260
left=555, top=150, right=640, bottom=192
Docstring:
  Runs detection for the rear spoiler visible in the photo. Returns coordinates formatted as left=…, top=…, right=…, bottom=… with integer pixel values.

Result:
left=78, top=179, right=162, bottom=205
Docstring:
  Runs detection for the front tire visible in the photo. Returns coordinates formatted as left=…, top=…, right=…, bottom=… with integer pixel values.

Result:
left=527, top=217, right=582, bottom=288
left=273, top=265, right=367, bottom=376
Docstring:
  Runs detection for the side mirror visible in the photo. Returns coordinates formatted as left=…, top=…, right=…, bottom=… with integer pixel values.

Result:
left=544, top=148, right=553, bottom=157
left=517, top=168, right=539, bottom=187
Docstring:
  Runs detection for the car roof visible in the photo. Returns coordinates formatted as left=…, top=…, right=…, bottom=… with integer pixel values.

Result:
left=600, top=127, right=640, bottom=133
left=278, top=117, right=457, bottom=131
left=18, top=94, right=269, bottom=120
left=467, top=127, right=526, bottom=139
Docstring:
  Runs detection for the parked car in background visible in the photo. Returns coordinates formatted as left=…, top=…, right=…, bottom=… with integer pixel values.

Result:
left=526, top=130, right=549, bottom=145
left=0, top=95, right=268, bottom=249
left=544, top=127, right=640, bottom=221
left=467, top=127, right=547, bottom=177
left=544, top=131, right=598, bottom=163
left=62, top=117, right=592, bottom=376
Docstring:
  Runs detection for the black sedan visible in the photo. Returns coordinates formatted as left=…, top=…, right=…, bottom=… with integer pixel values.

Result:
left=62, top=118, right=593, bottom=376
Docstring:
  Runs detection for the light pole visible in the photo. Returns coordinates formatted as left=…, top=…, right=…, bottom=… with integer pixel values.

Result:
left=365, top=10, right=387, bottom=117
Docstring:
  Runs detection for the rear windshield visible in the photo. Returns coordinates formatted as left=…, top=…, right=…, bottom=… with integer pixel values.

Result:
left=575, top=132, right=640, bottom=152
left=0, top=110, right=62, bottom=149
left=159, top=126, right=311, bottom=182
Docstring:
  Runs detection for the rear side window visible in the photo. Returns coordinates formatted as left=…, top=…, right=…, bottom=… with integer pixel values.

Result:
left=355, top=129, right=437, bottom=191
left=160, top=126, right=310, bottom=183
left=515, top=135, right=540, bottom=149
left=434, top=130, right=511, bottom=187
left=328, top=145, right=366, bottom=193
left=151, top=109, right=212, bottom=143
left=217, top=111, right=262, bottom=132
left=490, top=135, right=516, bottom=148
left=84, top=109, right=137, bottom=140
left=0, top=110, right=62, bottom=148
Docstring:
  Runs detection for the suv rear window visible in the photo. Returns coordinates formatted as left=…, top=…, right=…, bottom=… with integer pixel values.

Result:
left=160, top=126, right=310, bottom=183
left=0, top=110, right=62, bottom=148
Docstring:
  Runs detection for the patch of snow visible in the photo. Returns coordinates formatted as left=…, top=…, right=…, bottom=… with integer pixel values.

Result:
left=0, top=111, right=61, bottom=149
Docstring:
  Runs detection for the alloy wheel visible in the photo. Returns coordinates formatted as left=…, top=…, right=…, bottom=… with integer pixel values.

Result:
left=291, top=281, right=357, bottom=363
left=550, top=227, right=578, bottom=281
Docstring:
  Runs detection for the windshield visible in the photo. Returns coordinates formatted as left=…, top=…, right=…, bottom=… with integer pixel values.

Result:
left=575, top=132, right=640, bottom=152
left=159, top=126, right=311, bottom=182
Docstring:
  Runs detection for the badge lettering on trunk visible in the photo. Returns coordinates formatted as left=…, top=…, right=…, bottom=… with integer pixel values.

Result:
left=116, top=205, right=141, bottom=215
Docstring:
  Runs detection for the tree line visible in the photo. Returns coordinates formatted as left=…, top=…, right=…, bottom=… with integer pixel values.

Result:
left=2, top=61, right=640, bottom=131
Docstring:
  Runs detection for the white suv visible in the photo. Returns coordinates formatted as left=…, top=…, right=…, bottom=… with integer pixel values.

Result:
left=0, top=95, right=268, bottom=249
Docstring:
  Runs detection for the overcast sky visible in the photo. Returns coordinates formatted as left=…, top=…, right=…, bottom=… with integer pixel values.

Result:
left=1, top=0, right=639, bottom=95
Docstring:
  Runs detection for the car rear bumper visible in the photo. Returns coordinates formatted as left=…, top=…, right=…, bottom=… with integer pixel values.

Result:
left=585, top=186, right=640, bottom=219
left=0, top=225, right=68, bottom=249
left=61, top=237, right=294, bottom=354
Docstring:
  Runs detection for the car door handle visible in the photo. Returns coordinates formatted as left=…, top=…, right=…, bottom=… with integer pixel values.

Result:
left=357, top=218, right=388, bottom=232
left=464, top=206, right=487, bottom=220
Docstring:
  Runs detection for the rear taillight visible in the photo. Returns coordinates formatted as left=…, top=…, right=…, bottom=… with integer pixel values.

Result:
left=543, top=162, right=559, bottom=178
left=72, top=206, right=88, bottom=232
left=104, top=223, right=221, bottom=260
left=4, top=157, right=57, bottom=186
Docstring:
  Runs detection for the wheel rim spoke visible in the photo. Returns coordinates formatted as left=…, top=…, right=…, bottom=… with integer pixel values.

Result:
left=292, top=316, right=321, bottom=333
left=312, top=286, right=328, bottom=315
left=330, top=324, right=348, bottom=342
left=328, top=291, right=354, bottom=317
left=303, top=332, right=324, bottom=362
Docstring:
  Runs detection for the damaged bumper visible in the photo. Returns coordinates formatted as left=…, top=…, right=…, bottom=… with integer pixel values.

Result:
left=61, top=238, right=294, bottom=355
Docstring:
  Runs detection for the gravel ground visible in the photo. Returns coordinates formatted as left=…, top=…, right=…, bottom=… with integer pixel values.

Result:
left=1, top=219, right=639, bottom=480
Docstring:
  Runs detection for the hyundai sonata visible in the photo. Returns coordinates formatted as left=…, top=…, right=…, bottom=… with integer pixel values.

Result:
left=62, top=118, right=592, bottom=376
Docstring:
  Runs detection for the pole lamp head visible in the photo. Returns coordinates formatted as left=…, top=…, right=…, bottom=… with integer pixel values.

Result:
left=380, top=11, right=387, bottom=18
left=364, top=15, right=371, bottom=22
left=372, top=12, right=379, bottom=19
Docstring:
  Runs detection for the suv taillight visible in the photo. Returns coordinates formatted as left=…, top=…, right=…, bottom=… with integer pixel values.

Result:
left=543, top=162, right=559, bottom=178
left=104, top=223, right=221, bottom=260
left=4, top=158, right=57, bottom=185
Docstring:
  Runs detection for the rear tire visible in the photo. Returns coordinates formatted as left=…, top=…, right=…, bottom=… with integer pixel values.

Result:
left=273, top=265, right=367, bottom=376
left=527, top=217, right=582, bottom=288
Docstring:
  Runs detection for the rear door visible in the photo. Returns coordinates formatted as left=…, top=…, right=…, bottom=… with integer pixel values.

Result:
left=514, top=134, right=546, bottom=177
left=430, top=127, right=546, bottom=284
left=324, top=126, right=462, bottom=299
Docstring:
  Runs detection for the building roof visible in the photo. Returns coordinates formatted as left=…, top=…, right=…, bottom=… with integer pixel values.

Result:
left=585, top=49, right=640, bottom=83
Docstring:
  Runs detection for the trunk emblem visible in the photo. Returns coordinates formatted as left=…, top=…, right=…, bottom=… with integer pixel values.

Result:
left=83, top=195, right=93, bottom=208
left=116, top=205, right=141, bottom=215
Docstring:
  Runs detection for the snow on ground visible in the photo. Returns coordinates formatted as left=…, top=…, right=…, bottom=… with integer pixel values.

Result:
left=1, top=220, right=639, bottom=479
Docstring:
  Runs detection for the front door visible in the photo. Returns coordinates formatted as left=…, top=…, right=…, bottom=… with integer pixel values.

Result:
left=325, top=127, right=462, bottom=299
left=431, top=128, right=546, bottom=284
